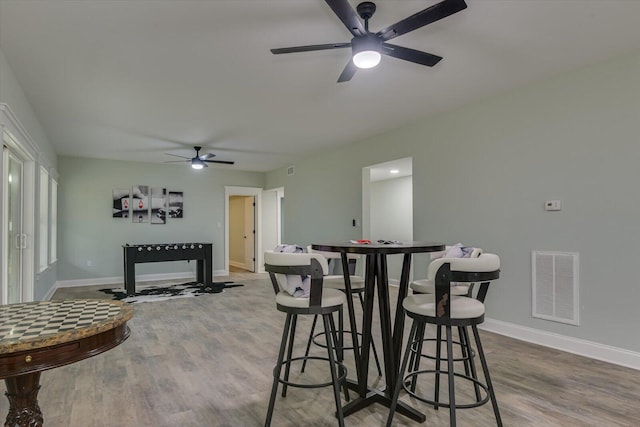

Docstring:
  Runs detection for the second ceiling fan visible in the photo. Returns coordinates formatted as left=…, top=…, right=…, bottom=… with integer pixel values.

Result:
left=271, top=0, right=467, bottom=82
left=165, top=146, right=235, bottom=170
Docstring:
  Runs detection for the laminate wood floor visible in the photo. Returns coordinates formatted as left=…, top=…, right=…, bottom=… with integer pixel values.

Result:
left=2, top=273, right=639, bottom=426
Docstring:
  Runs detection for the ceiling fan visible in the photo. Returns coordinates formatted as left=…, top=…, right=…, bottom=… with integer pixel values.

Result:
left=271, top=0, right=467, bottom=82
left=164, top=146, right=235, bottom=170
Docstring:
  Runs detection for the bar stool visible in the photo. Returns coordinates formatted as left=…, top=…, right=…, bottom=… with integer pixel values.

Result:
left=387, top=253, right=502, bottom=427
left=264, top=251, right=349, bottom=427
left=407, top=247, right=483, bottom=391
left=302, top=247, right=383, bottom=377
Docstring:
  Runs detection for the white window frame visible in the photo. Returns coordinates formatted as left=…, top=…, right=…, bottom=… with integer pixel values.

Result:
left=38, top=166, right=48, bottom=272
left=50, top=178, right=57, bottom=263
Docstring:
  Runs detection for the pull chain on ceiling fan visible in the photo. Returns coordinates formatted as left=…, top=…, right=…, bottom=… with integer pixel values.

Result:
left=271, top=0, right=468, bottom=82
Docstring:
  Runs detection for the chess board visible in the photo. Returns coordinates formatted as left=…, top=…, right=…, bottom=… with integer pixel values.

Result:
left=0, top=300, right=123, bottom=343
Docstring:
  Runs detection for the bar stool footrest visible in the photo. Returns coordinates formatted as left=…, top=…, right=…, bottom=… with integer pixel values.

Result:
left=411, top=338, right=476, bottom=363
left=312, top=330, right=364, bottom=351
left=402, top=369, right=490, bottom=409
left=274, top=356, right=347, bottom=389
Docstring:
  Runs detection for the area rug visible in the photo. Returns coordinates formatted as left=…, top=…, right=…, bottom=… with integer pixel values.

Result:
left=98, top=281, right=243, bottom=304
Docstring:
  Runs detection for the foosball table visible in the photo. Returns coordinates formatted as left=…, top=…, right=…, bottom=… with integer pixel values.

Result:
left=123, top=243, right=213, bottom=296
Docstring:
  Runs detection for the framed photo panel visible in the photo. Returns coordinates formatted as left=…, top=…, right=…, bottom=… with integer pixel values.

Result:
left=112, top=188, right=130, bottom=218
left=132, top=185, right=149, bottom=223
left=151, top=187, right=167, bottom=224
left=169, top=191, right=184, bottom=218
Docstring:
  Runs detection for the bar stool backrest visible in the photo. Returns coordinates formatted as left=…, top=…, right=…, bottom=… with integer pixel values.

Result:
left=430, top=253, right=501, bottom=320
left=429, top=246, right=484, bottom=261
left=264, top=251, right=329, bottom=308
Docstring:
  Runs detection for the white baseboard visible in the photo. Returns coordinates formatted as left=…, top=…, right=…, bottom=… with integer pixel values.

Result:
left=481, top=318, right=640, bottom=371
left=53, top=272, right=195, bottom=288
left=229, top=260, right=254, bottom=271
left=43, top=285, right=59, bottom=301
left=47, top=270, right=229, bottom=300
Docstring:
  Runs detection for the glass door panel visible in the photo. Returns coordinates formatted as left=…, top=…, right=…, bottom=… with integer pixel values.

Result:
left=3, top=147, right=24, bottom=304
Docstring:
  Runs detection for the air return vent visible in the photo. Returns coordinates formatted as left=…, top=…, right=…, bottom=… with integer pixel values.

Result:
left=286, top=165, right=295, bottom=176
left=532, top=251, right=579, bottom=326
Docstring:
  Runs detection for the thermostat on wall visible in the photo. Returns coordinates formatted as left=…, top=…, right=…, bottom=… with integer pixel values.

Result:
left=544, top=200, right=562, bottom=211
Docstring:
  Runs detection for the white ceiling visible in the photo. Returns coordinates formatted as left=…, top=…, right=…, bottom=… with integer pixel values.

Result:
left=2, top=0, right=640, bottom=173
left=369, top=157, right=413, bottom=182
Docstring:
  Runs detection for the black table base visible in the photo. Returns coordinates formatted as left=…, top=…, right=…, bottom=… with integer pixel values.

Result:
left=342, top=381, right=426, bottom=422
left=312, top=241, right=444, bottom=422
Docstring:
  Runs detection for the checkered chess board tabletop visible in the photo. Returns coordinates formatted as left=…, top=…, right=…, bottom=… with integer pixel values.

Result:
left=0, top=300, right=123, bottom=342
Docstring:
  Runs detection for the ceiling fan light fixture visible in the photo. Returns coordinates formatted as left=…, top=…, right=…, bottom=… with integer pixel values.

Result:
left=191, top=159, right=205, bottom=170
left=351, top=34, right=381, bottom=69
left=353, top=50, right=381, bottom=69
left=271, top=0, right=468, bottom=82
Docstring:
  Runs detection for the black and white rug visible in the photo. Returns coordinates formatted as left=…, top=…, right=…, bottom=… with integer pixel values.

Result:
left=99, top=281, right=243, bottom=304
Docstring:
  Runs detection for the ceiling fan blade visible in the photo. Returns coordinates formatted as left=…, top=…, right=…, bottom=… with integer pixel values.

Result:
left=337, top=60, right=357, bottom=83
left=199, top=153, right=216, bottom=160
left=271, top=43, right=351, bottom=55
left=203, top=159, right=235, bottom=165
left=382, top=43, right=442, bottom=67
left=324, top=0, right=366, bottom=37
left=164, top=160, right=189, bottom=164
left=164, top=153, right=191, bottom=159
left=377, top=0, right=467, bottom=42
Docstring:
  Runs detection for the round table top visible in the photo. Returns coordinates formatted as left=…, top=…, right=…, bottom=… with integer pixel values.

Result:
left=0, top=299, right=133, bottom=355
left=312, top=241, right=445, bottom=255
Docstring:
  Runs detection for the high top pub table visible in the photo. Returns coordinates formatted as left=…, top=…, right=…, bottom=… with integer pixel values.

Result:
left=0, top=300, right=133, bottom=427
left=312, top=241, right=444, bottom=422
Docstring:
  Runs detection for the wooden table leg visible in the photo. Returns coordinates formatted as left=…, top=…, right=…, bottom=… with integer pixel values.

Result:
left=4, top=373, right=43, bottom=427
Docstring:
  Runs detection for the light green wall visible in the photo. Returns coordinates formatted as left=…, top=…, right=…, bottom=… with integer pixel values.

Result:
left=0, top=50, right=57, bottom=166
left=267, top=151, right=368, bottom=245
left=266, top=50, right=640, bottom=352
left=1, top=48, right=58, bottom=300
left=58, top=156, right=264, bottom=280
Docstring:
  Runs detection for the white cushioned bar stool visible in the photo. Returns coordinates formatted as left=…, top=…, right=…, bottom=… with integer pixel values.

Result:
left=407, top=247, right=483, bottom=392
left=264, top=251, right=350, bottom=427
left=409, top=246, right=483, bottom=295
left=387, top=253, right=502, bottom=427
left=301, top=247, right=383, bottom=377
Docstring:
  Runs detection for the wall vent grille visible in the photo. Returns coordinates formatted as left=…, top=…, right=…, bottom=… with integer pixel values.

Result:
left=532, top=251, right=579, bottom=326
left=286, top=166, right=295, bottom=176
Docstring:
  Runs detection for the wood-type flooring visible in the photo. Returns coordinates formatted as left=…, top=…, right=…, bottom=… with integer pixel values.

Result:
left=2, top=272, right=638, bottom=426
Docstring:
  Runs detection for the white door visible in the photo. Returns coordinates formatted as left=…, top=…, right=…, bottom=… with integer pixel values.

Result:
left=261, top=188, right=284, bottom=251
left=244, top=196, right=255, bottom=272
left=2, top=146, right=25, bottom=304
left=225, top=186, right=262, bottom=273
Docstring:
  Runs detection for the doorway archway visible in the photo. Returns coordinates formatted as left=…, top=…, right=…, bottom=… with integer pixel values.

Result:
left=362, top=157, right=413, bottom=284
left=224, top=186, right=262, bottom=274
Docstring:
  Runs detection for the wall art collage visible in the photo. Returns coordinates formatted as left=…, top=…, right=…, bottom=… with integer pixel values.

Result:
left=112, top=186, right=183, bottom=224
